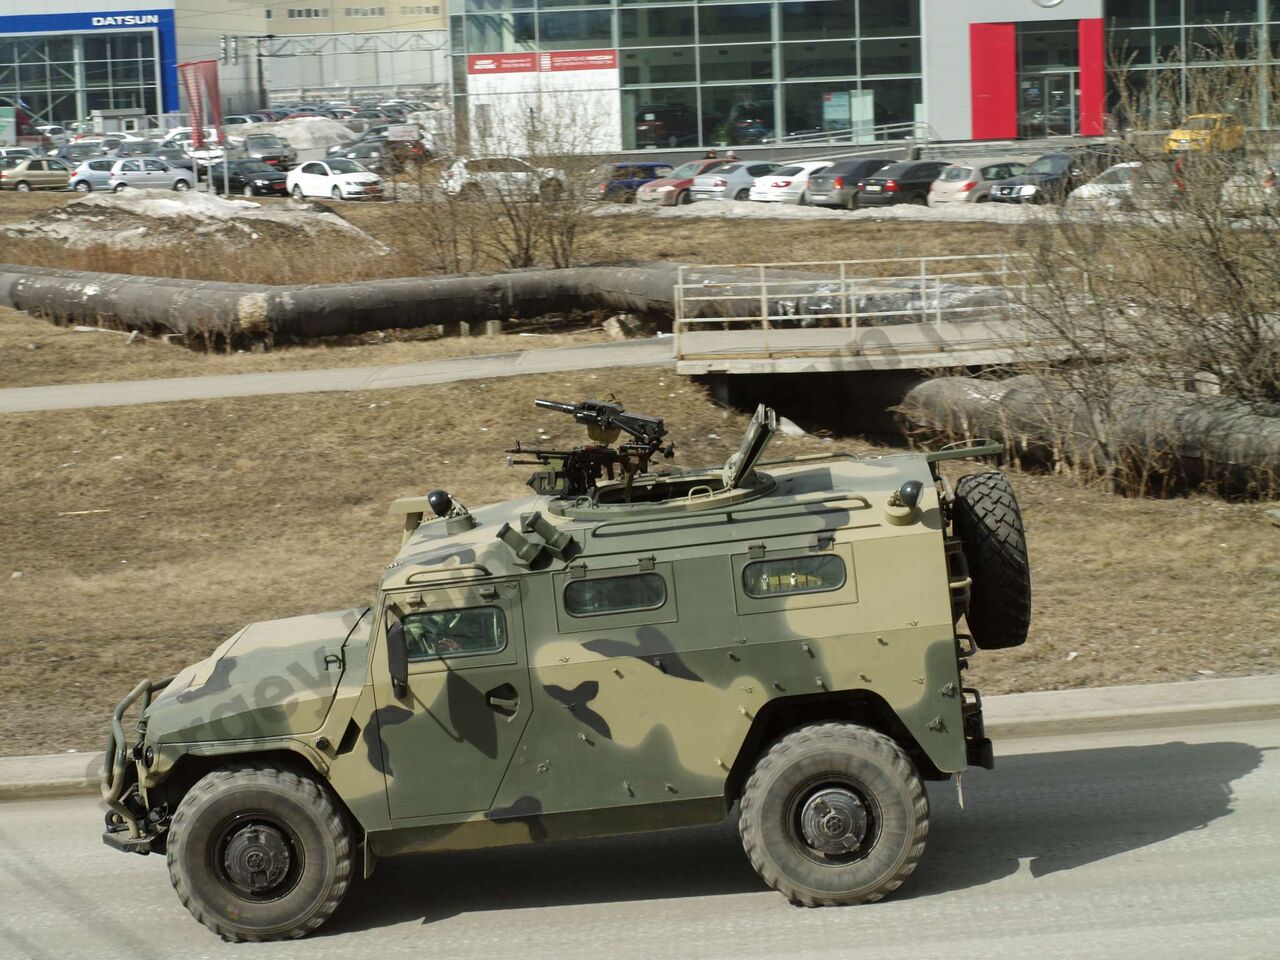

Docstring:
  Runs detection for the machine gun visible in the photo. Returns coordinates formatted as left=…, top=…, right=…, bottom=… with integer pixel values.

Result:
left=508, top=399, right=675, bottom=498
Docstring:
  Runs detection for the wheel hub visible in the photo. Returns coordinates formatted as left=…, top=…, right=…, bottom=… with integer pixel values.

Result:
left=798, top=787, right=868, bottom=855
left=222, top=822, right=293, bottom=895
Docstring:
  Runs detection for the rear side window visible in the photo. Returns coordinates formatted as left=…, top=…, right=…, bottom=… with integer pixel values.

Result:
left=743, top=555, right=846, bottom=598
left=748, top=163, right=777, bottom=176
left=564, top=573, right=666, bottom=617
left=775, top=165, right=804, bottom=176
left=942, top=166, right=973, bottom=181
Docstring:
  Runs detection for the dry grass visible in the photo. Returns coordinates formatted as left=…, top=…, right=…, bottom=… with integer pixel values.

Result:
left=0, top=367, right=1275, bottom=755
left=0, top=192, right=1026, bottom=286
left=0, top=306, right=613, bottom=389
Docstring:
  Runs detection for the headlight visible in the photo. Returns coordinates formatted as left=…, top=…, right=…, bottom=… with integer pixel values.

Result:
left=656, top=184, right=675, bottom=192
left=1018, top=184, right=1038, bottom=197
left=253, top=179, right=268, bottom=185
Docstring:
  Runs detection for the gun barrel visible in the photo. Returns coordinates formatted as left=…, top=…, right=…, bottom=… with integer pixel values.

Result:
left=534, top=399, right=576, bottom=414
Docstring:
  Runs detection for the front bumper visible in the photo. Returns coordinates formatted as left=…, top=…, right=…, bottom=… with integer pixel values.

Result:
left=101, top=676, right=172, bottom=855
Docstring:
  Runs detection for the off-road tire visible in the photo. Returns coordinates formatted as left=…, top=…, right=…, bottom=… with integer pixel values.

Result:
left=739, top=723, right=928, bottom=906
left=954, top=471, right=1032, bottom=649
left=167, top=764, right=354, bottom=942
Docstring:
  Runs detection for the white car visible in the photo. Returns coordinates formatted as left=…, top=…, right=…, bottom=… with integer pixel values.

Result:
left=107, top=157, right=196, bottom=192
left=286, top=158, right=383, bottom=200
left=35, top=124, right=70, bottom=145
left=747, top=160, right=832, bottom=204
left=1066, top=161, right=1172, bottom=210
left=441, top=156, right=568, bottom=200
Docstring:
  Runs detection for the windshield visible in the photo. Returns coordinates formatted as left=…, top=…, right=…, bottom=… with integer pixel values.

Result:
left=1026, top=155, right=1071, bottom=175
left=246, top=136, right=284, bottom=149
left=328, top=158, right=367, bottom=174
left=1093, top=164, right=1136, bottom=185
left=238, top=161, right=277, bottom=174
left=1185, top=117, right=1219, bottom=130
left=66, top=145, right=98, bottom=158
left=942, top=167, right=974, bottom=181
left=669, top=162, right=703, bottom=178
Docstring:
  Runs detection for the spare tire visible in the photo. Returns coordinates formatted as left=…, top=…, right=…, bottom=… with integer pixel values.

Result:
left=953, top=472, right=1031, bottom=649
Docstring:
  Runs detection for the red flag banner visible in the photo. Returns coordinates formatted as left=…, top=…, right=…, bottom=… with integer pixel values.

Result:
left=177, top=59, right=222, bottom=148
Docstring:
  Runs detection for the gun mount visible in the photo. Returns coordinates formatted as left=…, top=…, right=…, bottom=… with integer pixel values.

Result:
left=508, top=399, right=676, bottom=499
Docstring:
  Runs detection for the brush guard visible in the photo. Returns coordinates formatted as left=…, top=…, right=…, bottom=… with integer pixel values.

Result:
left=101, top=676, right=172, bottom=855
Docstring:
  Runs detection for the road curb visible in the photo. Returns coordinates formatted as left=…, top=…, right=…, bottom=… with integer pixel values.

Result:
left=2, top=675, right=1277, bottom=802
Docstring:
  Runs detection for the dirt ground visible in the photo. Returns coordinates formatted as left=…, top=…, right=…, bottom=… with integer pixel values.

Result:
left=0, top=367, right=1276, bottom=755
left=0, top=306, right=612, bottom=388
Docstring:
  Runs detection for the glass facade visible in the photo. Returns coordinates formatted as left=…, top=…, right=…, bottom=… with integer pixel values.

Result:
left=1107, top=0, right=1279, bottom=127
left=451, top=0, right=923, bottom=150
left=0, top=31, right=161, bottom=125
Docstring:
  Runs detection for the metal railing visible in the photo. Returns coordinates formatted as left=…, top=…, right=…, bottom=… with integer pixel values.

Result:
left=763, top=120, right=935, bottom=147
left=673, top=253, right=1057, bottom=365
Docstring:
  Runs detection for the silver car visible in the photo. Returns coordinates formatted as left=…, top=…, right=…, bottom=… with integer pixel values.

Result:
left=69, top=157, right=119, bottom=192
left=928, top=158, right=1030, bottom=205
left=690, top=161, right=782, bottom=202
left=108, top=157, right=196, bottom=192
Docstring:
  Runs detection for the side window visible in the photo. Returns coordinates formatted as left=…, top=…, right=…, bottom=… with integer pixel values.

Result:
left=402, top=606, right=507, bottom=661
left=302, top=162, right=324, bottom=175
left=564, top=573, right=667, bottom=617
left=742, top=554, right=847, bottom=598
left=144, top=159, right=166, bottom=171
left=122, top=160, right=141, bottom=172
left=28, top=160, right=45, bottom=171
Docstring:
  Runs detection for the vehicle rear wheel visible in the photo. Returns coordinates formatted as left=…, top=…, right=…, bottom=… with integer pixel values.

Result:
left=330, top=186, right=343, bottom=201
left=290, top=185, right=304, bottom=200
left=739, top=723, right=928, bottom=906
left=734, top=188, right=750, bottom=201
left=974, top=193, right=991, bottom=203
left=113, top=183, right=126, bottom=193
left=845, top=193, right=858, bottom=210
left=173, top=180, right=191, bottom=191
left=910, top=193, right=927, bottom=205
left=166, top=765, right=354, bottom=942
left=798, top=191, right=810, bottom=206
left=15, top=181, right=31, bottom=193
left=74, top=181, right=91, bottom=193
left=953, top=472, right=1031, bottom=649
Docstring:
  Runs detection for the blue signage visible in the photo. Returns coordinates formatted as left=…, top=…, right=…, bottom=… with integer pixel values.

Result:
left=0, top=9, right=179, bottom=112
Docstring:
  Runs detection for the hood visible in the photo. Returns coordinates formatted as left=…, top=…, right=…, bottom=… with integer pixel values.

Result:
left=640, top=177, right=691, bottom=190
left=145, top=606, right=371, bottom=745
left=996, top=171, right=1061, bottom=186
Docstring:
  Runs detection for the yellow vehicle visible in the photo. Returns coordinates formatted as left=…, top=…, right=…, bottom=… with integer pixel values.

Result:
left=1164, top=113, right=1245, bottom=154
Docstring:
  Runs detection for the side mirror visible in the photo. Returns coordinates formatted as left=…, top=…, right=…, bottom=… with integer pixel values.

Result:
left=387, top=621, right=409, bottom=698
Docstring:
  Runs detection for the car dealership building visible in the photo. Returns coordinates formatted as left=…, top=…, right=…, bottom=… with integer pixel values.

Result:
left=451, top=0, right=1280, bottom=151
left=0, top=1, right=258, bottom=128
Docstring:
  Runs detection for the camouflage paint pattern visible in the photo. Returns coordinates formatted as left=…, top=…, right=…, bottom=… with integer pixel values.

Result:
left=120, top=448, right=981, bottom=857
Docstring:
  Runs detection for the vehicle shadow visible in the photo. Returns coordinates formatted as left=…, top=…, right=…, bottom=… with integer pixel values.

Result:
left=321, top=738, right=1262, bottom=933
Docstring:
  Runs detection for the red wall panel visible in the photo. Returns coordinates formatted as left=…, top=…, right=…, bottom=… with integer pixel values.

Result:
left=970, top=23, right=1017, bottom=140
left=1078, top=18, right=1106, bottom=136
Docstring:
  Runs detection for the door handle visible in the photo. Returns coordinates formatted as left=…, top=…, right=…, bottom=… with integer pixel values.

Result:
left=485, top=683, right=520, bottom=717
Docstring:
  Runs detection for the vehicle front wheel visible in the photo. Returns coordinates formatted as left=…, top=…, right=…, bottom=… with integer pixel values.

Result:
left=331, top=186, right=343, bottom=201
left=174, top=180, right=191, bottom=191
left=676, top=189, right=692, bottom=205
left=166, top=765, right=354, bottom=942
left=739, top=723, right=928, bottom=907
left=243, top=185, right=255, bottom=197
left=290, top=185, right=304, bottom=200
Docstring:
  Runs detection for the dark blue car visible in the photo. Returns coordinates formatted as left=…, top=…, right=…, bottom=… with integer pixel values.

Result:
left=591, top=161, right=675, bottom=202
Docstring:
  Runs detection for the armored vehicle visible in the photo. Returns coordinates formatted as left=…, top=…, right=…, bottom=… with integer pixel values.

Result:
left=102, top=400, right=1032, bottom=941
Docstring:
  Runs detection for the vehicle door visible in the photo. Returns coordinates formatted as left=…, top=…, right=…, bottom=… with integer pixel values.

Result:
left=142, top=158, right=171, bottom=186
left=373, top=580, right=533, bottom=821
left=46, top=159, right=71, bottom=187
left=298, top=161, right=328, bottom=195
left=116, top=159, right=144, bottom=186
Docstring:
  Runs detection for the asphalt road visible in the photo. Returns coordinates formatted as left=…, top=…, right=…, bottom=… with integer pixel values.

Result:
left=1, top=719, right=1277, bottom=960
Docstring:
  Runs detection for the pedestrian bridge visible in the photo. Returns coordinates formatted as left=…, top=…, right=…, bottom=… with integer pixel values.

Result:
left=673, top=254, right=1070, bottom=375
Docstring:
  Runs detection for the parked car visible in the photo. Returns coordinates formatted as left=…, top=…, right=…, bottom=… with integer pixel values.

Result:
left=635, top=159, right=730, bottom=206
left=34, top=124, right=70, bottom=145
left=286, top=158, right=383, bottom=200
left=1066, top=160, right=1175, bottom=210
left=990, top=145, right=1126, bottom=204
left=1164, top=113, right=1245, bottom=155
left=240, top=134, right=296, bottom=167
left=1219, top=161, right=1277, bottom=214
left=929, top=158, right=1029, bottom=205
left=806, top=158, right=894, bottom=209
left=588, top=162, right=674, bottom=202
left=68, top=157, right=120, bottom=192
left=690, top=161, right=782, bottom=202
left=633, top=103, right=699, bottom=148
left=222, top=115, right=257, bottom=128
left=0, top=146, right=36, bottom=161
left=855, top=160, right=951, bottom=207
left=440, top=156, right=567, bottom=200
left=206, top=160, right=290, bottom=197
left=727, top=100, right=776, bottom=144
left=115, top=140, right=161, bottom=159
left=0, top=156, right=72, bottom=191
left=107, top=157, right=196, bottom=192
left=54, top=141, right=112, bottom=164
left=748, top=160, right=833, bottom=204
left=152, top=146, right=198, bottom=177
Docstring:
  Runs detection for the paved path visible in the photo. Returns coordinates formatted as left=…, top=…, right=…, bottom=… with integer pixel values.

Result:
left=2, top=718, right=1277, bottom=960
left=0, top=338, right=674, bottom=414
